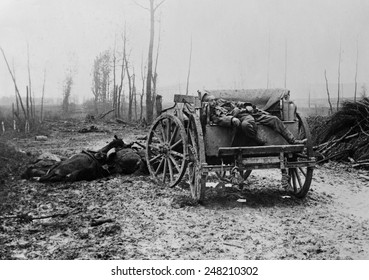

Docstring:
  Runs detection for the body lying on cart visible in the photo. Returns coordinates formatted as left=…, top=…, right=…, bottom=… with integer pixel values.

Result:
left=145, top=89, right=315, bottom=202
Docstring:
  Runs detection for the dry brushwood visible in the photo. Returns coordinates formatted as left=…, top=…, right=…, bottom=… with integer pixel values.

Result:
left=314, top=97, right=369, bottom=166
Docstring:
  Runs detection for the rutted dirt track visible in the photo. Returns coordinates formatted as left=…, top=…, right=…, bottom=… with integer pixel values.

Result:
left=1, top=121, right=368, bottom=260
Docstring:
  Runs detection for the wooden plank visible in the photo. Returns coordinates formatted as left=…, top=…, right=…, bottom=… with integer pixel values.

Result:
left=241, top=157, right=280, bottom=165
left=173, top=94, right=199, bottom=104
left=202, top=159, right=315, bottom=172
left=218, top=144, right=305, bottom=156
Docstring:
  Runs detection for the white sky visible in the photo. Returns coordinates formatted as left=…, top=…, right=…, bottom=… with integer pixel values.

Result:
left=1, top=0, right=369, bottom=103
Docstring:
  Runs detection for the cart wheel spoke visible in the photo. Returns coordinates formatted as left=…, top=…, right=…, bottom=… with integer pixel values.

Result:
left=146, top=114, right=188, bottom=188
left=297, top=167, right=306, bottom=177
left=152, top=130, right=164, bottom=145
left=159, top=120, right=167, bottom=142
left=149, top=153, right=162, bottom=163
left=162, top=158, right=168, bottom=183
left=295, top=168, right=303, bottom=188
left=155, top=158, right=165, bottom=175
left=291, top=169, right=298, bottom=193
left=170, top=139, right=182, bottom=149
left=167, top=158, right=174, bottom=182
left=169, top=155, right=181, bottom=173
left=169, top=125, right=178, bottom=145
left=170, top=150, right=185, bottom=158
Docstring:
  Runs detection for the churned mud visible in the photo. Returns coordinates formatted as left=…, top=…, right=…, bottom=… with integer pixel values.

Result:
left=1, top=121, right=368, bottom=260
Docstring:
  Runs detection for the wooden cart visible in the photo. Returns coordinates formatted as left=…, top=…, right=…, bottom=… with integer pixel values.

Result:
left=145, top=89, right=315, bottom=202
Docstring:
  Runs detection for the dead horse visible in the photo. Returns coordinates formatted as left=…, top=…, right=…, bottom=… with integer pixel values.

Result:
left=39, top=135, right=125, bottom=182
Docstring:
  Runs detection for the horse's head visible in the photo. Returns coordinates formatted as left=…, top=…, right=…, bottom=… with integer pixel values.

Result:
left=98, top=135, right=125, bottom=154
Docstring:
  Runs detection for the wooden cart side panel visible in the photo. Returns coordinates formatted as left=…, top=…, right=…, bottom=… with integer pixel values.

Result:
left=204, top=125, right=236, bottom=156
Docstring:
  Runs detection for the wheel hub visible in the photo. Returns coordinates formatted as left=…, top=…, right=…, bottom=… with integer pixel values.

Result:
left=159, top=143, right=170, bottom=154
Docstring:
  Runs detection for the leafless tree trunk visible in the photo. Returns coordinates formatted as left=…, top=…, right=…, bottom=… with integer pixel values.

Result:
left=185, top=37, right=192, bottom=95
left=41, top=69, right=46, bottom=123
left=12, top=59, right=20, bottom=126
left=354, top=39, right=358, bottom=102
left=1, top=47, right=27, bottom=120
left=337, top=40, right=342, bottom=110
left=25, top=86, right=30, bottom=133
left=151, top=16, right=161, bottom=119
left=118, top=27, right=127, bottom=119
left=155, top=94, right=162, bottom=116
left=140, top=55, right=146, bottom=121
left=324, top=69, right=333, bottom=115
left=133, top=74, right=138, bottom=121
left=112, top=36, right=117, bottom=118
left=125, top=53, right=133, bottom=121
left=139, top=0, right=165, bottom=123
left=27, top=43, right=34, bottom=120
left=62, top=70, right=73, bottom=115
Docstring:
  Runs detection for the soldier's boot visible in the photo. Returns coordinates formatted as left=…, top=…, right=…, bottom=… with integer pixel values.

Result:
left=281, top=130, right=307, bottom=145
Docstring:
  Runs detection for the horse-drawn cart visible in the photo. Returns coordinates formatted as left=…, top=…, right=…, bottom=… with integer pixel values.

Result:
left=145, top=89, right=315, bottom=202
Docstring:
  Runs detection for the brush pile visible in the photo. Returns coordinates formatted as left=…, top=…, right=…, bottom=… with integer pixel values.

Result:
left=313, top=97, right=369, bottom=169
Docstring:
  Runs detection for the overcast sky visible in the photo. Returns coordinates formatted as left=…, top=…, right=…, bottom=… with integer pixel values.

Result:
left=1, top=0, right=369, bottom=103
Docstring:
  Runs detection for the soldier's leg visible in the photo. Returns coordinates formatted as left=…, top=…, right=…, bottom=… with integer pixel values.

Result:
left=255, top=114, right=305, bottom=144
left=240, top=115, right=265, bottom=145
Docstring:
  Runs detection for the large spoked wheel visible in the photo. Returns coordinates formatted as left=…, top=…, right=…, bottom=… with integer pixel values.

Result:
left=186, top=114, right=206, bottom=202
left=146, top=114, right=188, bottom=187
left=288, top=113, right=314, bottom=198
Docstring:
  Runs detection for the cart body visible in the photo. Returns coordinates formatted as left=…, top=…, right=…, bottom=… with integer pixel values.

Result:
left=145, top=89, right=315, bottom=201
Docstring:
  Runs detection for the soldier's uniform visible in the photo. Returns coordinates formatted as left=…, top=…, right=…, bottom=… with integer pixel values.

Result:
left=206, top=96, right=305, bottom=145
left=235, top=103, right=299, bottom=144
left=209, top=98, right=241, bottom=128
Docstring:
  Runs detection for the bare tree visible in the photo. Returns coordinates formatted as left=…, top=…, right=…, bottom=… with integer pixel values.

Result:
left=27, top=42, right=34, bottom=119
left=337, top=39, right=342, bottom=110
left=140, top=55, right=146, bottom=121
left=133, top=74, right=138, bottom=121
left=40, top=69, right=46, bottom=122
left=185, top=36, right=192, bottom=95
left=112, top=35, right=118, bottom=118
left=136, top=0, right=165, bottom=123
left=354, top=39, right=359, bottom=102
left=62, top=69, right=73, bottom=114
left=1, top=47, right=27, bottom=120
left=151, top=16, right=162, bottom=118
left=324, top=69, right=333, bottom=115
left=91, top=56, right=101, bottom=114
left=91, top=51, right=111, bottom=114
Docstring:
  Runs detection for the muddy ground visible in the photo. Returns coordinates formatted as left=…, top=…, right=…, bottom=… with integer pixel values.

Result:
left=0, top=120, right=368, bottom=260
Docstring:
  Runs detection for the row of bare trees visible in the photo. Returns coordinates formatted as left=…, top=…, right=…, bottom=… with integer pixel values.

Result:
left=324, top=39, right=367, bottom=115
left=0, top=46, right=45, bottom=133
left=90, top=0, right=164, bottom=124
